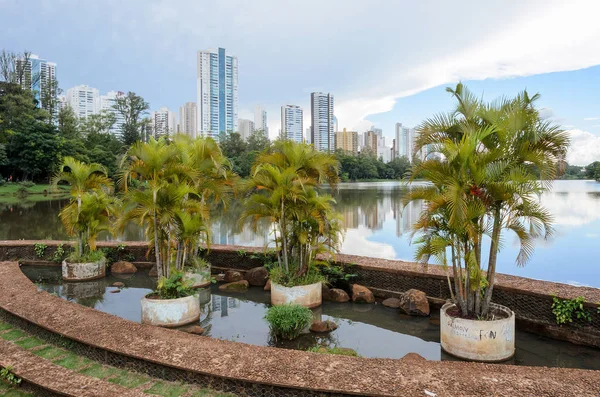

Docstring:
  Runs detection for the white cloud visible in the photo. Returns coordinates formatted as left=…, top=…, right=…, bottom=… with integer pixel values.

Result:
left=584, top=117, right=600, bottom=121
left=566, top=129, right=600, bottom=165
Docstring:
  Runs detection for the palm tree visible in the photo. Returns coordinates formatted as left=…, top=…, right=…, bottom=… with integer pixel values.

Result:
left=52, top=157, right=113, bottom=254
left=406, top=84, right=569, bottom=317
left=241, top=141, right=343, bottom=281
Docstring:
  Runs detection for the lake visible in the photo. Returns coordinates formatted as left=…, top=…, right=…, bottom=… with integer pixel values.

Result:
left=2, top=180, right=599, bottom=287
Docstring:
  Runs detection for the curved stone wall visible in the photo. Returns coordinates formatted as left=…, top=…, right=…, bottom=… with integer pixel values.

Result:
left=1, top=260, right=600, bottom=396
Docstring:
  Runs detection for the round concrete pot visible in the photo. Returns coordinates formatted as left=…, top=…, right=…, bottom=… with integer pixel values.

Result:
left=141, top=294, right=200, bottom=328
left=440, top=302, right=515, bottom=362
left=62, top=258, right=106, bottom=282
left=185, top=268, right=211, bottom=289
left=271, top=282, right=322, bottom=308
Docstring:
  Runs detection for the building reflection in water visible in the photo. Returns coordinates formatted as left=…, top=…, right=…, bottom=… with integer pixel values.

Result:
left=211, top=295, right=240, bottom=317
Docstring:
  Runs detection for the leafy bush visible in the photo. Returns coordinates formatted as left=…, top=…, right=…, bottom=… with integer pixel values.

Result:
left=154, top=271, right=195, bottom=300
left=0, top=178, right=5, bottom=186
left=186, top=257, right=211, bottom=272
left=52, top=244, right=66, bottom=263
left=15, top=185, right=28, bottom=197
left=0, top=366, right=22, bottom=386
left=318, top=263, right=358, bottom=290
left=67, top=248, right=105, bottom=263
left=265, top=304, right=313, bottom=340
left=307, top=346, right=359, bottom=357
left=269, top=266, right=325, bottom=287
left=33, top=243, right=47, bottom=258
left=19, top=181, right=35, bottom=188
left=552, top=296, right=592, bottom=324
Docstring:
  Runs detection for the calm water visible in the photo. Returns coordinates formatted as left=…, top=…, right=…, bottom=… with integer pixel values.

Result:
left=23, top=266, right=600, bottom=370
left=3, top=180, right=600, bottom=287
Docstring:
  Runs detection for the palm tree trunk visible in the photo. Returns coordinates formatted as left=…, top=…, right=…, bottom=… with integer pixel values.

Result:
left=153, top=208, right=162, bottom=279
left=482, top=206, right=502, bottom=316
left=280, top=200, right=289, bottom=274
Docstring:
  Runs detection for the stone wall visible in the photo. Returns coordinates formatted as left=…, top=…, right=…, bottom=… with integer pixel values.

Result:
left=1, top=240, right=599, bottom=348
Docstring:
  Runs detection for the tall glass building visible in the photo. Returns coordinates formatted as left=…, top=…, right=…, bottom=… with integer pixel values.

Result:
left=280, top=105, right=303, bottom=143
left=310, top=92, right=334, bottom=152
left=197, top=48, right=238, bottom=139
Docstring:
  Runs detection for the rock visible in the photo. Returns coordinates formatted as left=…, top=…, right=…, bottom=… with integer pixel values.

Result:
left=215, top=273, right=225, bottom=282
left=401, top=353, right=426, bottom=362
left=218, top=280, right=249, bottom=292
left=224, top=270, right=243, bottom=283
left=328, top=288, right=350, bottom=303
left=111, top=261, right=137, bottom=274
left=351, top=284, right=375, bottom=303
left=148, top=265, right=158, bottom=277
left=112, top=282, right=125, bottom=288
left=382, top=297, right=402, bottom=308
left=264, top=279, right=271, bottom=291
left=245, top=267, right=269, bottom=286
left=310, top=320, right=338, bottom=333
left=178, top=325, right=205, bottom=335
left=321, top=284, right=331, bottom=300
left=399, top=289, right=430, bottom=316
left=109, top=289, right=120, bottom=294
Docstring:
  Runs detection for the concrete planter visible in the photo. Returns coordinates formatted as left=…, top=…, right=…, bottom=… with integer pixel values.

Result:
left=185, top=268, right=211, bottom=289
left=62, top=258, right=106, bottom=282
left=271, top=282, right=322, bottom=308
left=440, top=302, right=515, bottom=362
left=141, top=294, right=200, bottom=327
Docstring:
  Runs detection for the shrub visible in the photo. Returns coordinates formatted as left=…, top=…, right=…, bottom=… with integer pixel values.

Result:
left=265, top=304, right=313, bottom=340
left=0, top=366, right=21, bottom=386
left=19, top=181, right=35, bottom=188
left=186, top=257, right=210, bottom=272
left=52, top=244, right=66, bottom=263
left=15, top=185, right=29, bottom=197
left=269, top=266, right=325, bottom=288
left=318, top=263, right=358, bottom=290
left=33, top=243, right=47, bottom=258
left=552, top=296, right=592, bottom=325
left=154, top=271, right=195, bottom=300
left=67, top=248, right=105, bottom=263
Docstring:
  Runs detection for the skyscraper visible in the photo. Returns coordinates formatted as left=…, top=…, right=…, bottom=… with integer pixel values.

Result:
left=310, top=92, right=334, bottom=152
left=364, top=130, right=378, bottom=155
left=99, top=91, right=126, bottom=137
left=254, top=105, right=268, bottom=134
left=238, top=118, right=255, bottom=140
left=16, top=54, right=56, bottom=99
left=280, top=105, right=303, bottom=143
left=335, top=128, right=359, bottom=154
left=197, top=48, right=238, bottom=138
left=66, top=85, right=99, bottom=119
left=151, top=107, right=177, bottom=138
left=394, top=122, right=414, bottom=160
left=179, top=102, right=197, bottom=137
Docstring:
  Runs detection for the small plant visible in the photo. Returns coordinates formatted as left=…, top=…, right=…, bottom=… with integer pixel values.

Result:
left=318, top=263, right=358, bottom=290
left=67, top=248, right=105, bottom=263
left=33, top=243, right=47, bottom=258
left=153, top=271, right=195, bottom=300
left=52, top=244, right=66, bottom=263
left=269, top=266, right=325, bottom=288
left=236, top=249, right=247, bottom=257
left=0, top=366, right=22, bottom=386
left=19, top=181, right=35, bottom=188
left=265, top=304, right=313, bottom=340
left=307, top=346, right=359, bottom=357
left=186, top=257, right=211, bottom=271
left=552, top=296, right=592, bottom=325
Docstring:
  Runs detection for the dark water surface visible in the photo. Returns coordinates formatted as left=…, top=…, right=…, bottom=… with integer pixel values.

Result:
left=23, top=266, right=600, bottom=370
left=3, top=180, right=600, bottom=287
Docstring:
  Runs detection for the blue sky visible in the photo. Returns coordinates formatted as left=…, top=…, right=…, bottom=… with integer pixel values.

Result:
left=2, top=0, right=600, bottom=164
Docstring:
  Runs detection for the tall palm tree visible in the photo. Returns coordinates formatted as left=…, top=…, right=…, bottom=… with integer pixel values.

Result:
left=406, top=84, right=568, bottom=317
left=52, top=157, right=113, bottom=254
left=241, top=141, right=343, bottom=280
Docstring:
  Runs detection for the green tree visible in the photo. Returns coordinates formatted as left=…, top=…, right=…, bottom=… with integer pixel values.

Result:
left=112, top=91, right=149, bottom=146
left=8, top=119, right=61, bottom=181
left=406, top=83, right=569, bottom=317
left=585, top=162, right=600, bottom=181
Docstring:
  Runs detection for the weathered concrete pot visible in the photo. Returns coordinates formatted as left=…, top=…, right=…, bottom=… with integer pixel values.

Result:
left=141, top=294, right=200, bottom=327
left=62, top=258, right=106, bottom=282
left=440, top=302, right=515, bottom=362
left=271, top=282, right=322, bottom=308
left=185, top=268, right=211, bottom=289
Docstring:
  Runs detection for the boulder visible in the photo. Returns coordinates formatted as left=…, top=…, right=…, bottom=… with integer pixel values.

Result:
left=111, top=282, right=125, bottom=288
left=329, top=288, right=350, bottom=303
left=224, top=270, right=243, bottom=283
left=218, top=280, right=249, bottom=292
left=245, top=267, right=269, bottom=286
left=382, top=297, right=402, bottom=308
left=399, top=289, right=430, bottom=316
left=310, top=320, right=338, bottom=333
left=264, top=279, right=271, bottom=291
left=178, top=325, right=205, bottom=335
left=215, top=273, right=225, bottom=282
left=351, top=284, right=375, bottom=303
left=111, top=261, right=137, bottom=274
left=321, top=284, right=331, bottom=300
left=148, top=265, right=158, bottom=277
left=109, top=289, right=120, bottom=294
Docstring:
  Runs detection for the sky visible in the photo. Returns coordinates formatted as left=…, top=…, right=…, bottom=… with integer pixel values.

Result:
left=1, top=0, right=600, bottom=165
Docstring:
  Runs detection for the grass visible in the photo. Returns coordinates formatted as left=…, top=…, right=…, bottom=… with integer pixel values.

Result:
left=78, top=363, right=120, bottom=380
left=0, top=384, right=35, bottom=397
left=0, top=322, right=13, bottom=331
left=31, top=345, right=66, bottom=360
left=14, top=337, right=45, bottom=350
left=107, top=369, right=150, bottom=388
left=189, top=389, right=236, bottom=397
left=144, top=382, right=188, bottom=397
left=0, top=184, right=69, bottom=195
left=0, top=330, right=27, bottom=341
left=52, top=352, right=92, bottom=370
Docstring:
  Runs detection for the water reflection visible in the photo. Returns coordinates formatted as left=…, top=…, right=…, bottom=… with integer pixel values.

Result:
left=4, top=180, right=600, bottom=287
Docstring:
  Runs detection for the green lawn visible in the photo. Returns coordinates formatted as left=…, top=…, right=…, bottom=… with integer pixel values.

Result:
left=0, top=183, right=69, bottom=196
